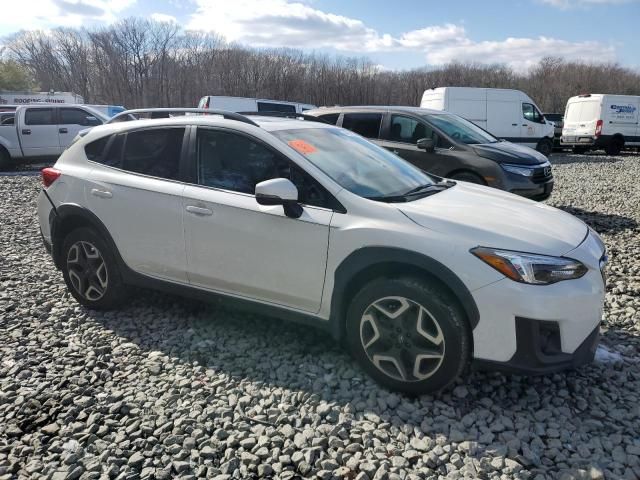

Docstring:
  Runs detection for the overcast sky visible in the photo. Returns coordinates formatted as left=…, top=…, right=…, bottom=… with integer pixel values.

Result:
left=1, top=0, right=638, bottom=70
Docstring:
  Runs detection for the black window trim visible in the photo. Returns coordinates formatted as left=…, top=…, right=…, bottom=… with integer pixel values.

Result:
left=191, top=125, right=345, bottom=213
left=86, top=125, right=191, bottom=185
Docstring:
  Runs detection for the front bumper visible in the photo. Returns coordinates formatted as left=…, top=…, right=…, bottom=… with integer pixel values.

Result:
left=470, top=230, right=606, bottom=372
left=473, top=318, right=599, bottom=374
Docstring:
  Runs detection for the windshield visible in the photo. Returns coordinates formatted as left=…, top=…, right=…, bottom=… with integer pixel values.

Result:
left=426, top=113, right=497, bottom=145
left=272, top=127, right=436, bottom=198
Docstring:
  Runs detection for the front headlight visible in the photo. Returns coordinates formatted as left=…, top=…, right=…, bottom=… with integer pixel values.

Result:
left=471, top=247, right=587, bottom=285
left=501, top=163, right=535, bottom=177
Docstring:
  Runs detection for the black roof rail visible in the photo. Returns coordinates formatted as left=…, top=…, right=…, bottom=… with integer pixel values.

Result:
left=106, top=108, right=259, bottom=127
left=238, top=111, right=329, bottom=124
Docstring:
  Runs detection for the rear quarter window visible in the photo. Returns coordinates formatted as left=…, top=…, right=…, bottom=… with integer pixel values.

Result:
left=85, top=136, right=109, bottom=161
left=25, top=108, right=55, bottom=126
left=342, top=113, right=382, bottom=139
left=317, top=113, right=340, bottom=125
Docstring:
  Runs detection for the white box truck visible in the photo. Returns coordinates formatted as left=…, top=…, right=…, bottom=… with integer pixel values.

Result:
left=421, top=87, right=555, bottom=156
left=561, top=94, right=640, bottom=155
left=197, top=96, right=315, bottom=114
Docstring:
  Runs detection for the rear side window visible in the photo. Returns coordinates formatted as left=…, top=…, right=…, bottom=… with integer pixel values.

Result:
left=85, top=137, right=109, bottom=161
left=25, top=108, right=55, bottom=126
left=317, top=113, right=340, bottom=125
left=257, top=102, right=296, bottom=113
left=342, top=113, right=382, bottom=139
left=122, top=128, right=185, bottom=180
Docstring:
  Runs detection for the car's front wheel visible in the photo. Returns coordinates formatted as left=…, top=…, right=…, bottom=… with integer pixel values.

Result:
left=61, top=227, right=127, bottom=309
left=345, top=277, right=471, bottom=395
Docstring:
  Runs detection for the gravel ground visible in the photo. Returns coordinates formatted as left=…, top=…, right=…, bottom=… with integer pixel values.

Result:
left=1, top=152, right=639, bottom=480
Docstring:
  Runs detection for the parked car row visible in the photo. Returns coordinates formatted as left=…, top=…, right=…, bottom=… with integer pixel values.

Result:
left=37, top=107, right=607, bottom=394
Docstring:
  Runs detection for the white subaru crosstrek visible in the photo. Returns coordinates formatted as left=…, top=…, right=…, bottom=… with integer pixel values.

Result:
left=37, top=109, right=607, bottom=394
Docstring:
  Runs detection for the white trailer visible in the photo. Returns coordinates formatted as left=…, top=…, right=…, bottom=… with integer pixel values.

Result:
left=0, top=91, right=84, bottom=106
left=420, top=87, right=555, bottom=155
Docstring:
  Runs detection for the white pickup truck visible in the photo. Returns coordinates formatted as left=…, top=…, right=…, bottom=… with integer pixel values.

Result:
left=0, top=104, right=106, bottom=170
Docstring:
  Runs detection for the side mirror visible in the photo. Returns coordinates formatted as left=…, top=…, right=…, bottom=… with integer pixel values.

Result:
left=417, top=137, right=435, bottom=153
left=85, top=116, right=101, bottom=126
left=255, top=178, right=302, bottom=218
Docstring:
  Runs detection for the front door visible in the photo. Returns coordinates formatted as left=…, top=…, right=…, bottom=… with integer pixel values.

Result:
left=58, top=107, right=103, bottom=150
left=380, top=114, right=450, bottom=176
left=21, top=107, right=60, bottom=157
left=521, top=102, right=546, bottom=148
left=182, top=127, right=332, bottom=313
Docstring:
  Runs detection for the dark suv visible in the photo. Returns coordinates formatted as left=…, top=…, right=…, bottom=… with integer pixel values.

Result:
left=307, top=106, right=554, bottom=200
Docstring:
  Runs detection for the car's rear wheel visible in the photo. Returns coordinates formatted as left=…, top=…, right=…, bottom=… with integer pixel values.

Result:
left=605, top=137, right=624, bottom=156
left=61, top=227, right=127, bottom=309
left=536, top=138, right=553, bottom=157
left=449, top=171, right=485, bottom=185
left=345, top=277, right=471, bottom=394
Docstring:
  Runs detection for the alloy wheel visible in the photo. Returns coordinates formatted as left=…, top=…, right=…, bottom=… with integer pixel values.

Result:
left=66, top=240, right=108, bottom=301
left=360, top=296, right=445, bottom=382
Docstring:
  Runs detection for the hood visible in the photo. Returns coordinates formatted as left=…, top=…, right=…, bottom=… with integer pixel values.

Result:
left=473, top=141, right=548, bottom=165
left=397, top=183, right=588, bottom=256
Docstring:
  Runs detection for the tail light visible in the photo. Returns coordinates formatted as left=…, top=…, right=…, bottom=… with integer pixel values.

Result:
left=41, top=167, right=61, bottom=188
left=595, top=119, right=603, bottom=137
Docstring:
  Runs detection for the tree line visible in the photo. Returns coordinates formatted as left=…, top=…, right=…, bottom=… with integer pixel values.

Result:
left=3, top=18, right=640, bottom=113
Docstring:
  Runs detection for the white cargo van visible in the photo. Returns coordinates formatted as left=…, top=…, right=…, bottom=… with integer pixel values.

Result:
left=561, top=94, right=640, bottom=155
left=421, top=87, right=555, bottom=155
left=197, top=96, right=315, bottom=114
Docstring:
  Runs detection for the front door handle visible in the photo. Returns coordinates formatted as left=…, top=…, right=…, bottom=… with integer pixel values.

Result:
left=91, top=188, right=112, bottom=199
left=186, top=205, right=213, bottom=216
left=511, top=123, right=518, bottom=126
left=59, top=128, right=68, bottom=134
left=22, top=129, right=31, bottom=135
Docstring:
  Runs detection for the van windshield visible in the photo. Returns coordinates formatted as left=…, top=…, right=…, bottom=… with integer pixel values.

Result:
left=272, top=127, right=436, bottom=199
left=425, top=113, right=498, bottom=145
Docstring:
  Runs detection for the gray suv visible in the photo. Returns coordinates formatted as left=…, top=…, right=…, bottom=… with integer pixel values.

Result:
left=307, top=106, right=554, bottom=201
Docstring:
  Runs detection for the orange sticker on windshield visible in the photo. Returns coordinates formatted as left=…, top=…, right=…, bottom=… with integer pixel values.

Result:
left=288, top=139, right=317, bottom=154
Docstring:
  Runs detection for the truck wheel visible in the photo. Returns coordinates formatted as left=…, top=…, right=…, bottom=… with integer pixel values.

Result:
left=605, top=137, right=623, bottom=156
left=345, top=276, right=471, bottom=395
left=536, top=138, right=553, bottom=157
left=0, top=149, right=11, bottom=171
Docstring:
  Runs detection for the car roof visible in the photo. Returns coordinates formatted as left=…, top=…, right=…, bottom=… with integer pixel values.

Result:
left=307, top=105, right=447, bottom=115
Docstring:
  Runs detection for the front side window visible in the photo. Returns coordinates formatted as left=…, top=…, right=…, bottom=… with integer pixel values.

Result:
left=342, top=113, right=382, bottom=139
left=196, top=129, right=331, bottom=208
left=425, top=114, right=497, bottom=145
left=122, top=128, right=184, bottom=180
left=273, top=127, right=436, bottom=199
left=257, top=102, right=296, bottom=113
left=25, top=108, right=55, bottom=126
left=60, top=108, right=102, bottom=126
left=523, top=103, right=544, bottom=123
left=389, top=115, right=433, bottom=144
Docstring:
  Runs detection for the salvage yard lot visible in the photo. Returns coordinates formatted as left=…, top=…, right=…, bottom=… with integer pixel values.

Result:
left=1, top=153, right=639, bottom=480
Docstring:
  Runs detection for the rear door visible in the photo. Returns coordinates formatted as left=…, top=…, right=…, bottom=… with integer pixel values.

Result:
left=20, top=107, right=60, bottom=157
left=58, top=107, right=103, bottom=150
left=341, top=112, right=384, bottom=146
left=85, top=127, right=188, bottom=283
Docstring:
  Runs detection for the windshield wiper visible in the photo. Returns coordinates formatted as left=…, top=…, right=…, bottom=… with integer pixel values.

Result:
left=403, top=182, right=451, bottom=196
left=367, top=182, right=453, bottom=203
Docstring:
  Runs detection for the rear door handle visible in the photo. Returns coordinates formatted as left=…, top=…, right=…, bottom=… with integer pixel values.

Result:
left=91, top=188, right=112, bottom=199
left=186, top=205, right=213, bottom=216
left=22, top=129, right=31, bottom=135
left=511, top=123, right=518, bottom=126
left=59, top=128, right=68, bottom=134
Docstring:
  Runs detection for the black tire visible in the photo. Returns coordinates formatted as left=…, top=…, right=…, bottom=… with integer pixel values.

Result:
left=536, top=138, right=553, bottom=157
left=449, top=171, right=486, bottom=185
left=605, top=137, right=623, bottom=156
left=345, top=277, right=471, bottom=395
left=61, top=227, right=127, bottom=310
left=0, top=149, right=11, bottom=171
left=572, top=146, right=588, bottom=154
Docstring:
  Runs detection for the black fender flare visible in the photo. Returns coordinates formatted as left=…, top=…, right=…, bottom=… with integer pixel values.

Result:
left=329, top=247, right=480, bottom=340
left=51, top=204, right=125, bottom=271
